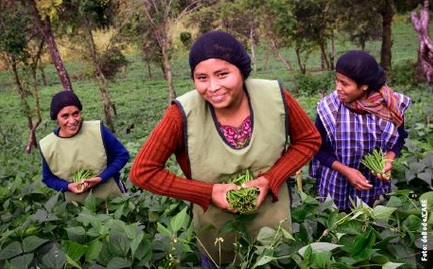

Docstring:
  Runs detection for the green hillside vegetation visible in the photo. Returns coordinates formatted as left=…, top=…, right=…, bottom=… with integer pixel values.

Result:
left=0, top=15, right=432, bottom=269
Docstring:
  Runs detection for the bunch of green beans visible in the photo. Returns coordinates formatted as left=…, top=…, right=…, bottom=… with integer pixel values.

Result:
left=361, top=148, right=389, bottom=176
left=226, top=170, right=259, bottom=214
left=71, top=169, right=94, bottom=190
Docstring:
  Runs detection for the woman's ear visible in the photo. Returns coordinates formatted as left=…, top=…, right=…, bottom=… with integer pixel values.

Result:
left=361, top=85, right=368, bottom=91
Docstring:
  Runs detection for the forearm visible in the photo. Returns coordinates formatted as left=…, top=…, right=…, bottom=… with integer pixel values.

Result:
left=42, top=160, right=69, bottom=192
left=129, top=105, right=214, bottom=210
left=99, top=126, right=130, bottom=182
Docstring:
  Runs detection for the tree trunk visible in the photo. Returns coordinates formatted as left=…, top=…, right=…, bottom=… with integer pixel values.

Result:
left=9, top=56, right=40, bottom=154
left=295, top=48, right=306, bottom=74
left=86, top=28, right=116, bottom=132
left=411, top=0, right=433, bottom=84
left=250, top=26, right=257, bottom=73
left=158, top=20, right=177, bottom=103
left=27, top=0, right=73, bottom=91
left=380, top=0, right=395, bottom=70
left=267, top=36, right=294, bottom=73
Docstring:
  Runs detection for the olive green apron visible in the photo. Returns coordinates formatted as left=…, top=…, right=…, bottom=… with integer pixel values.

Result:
left=175, top=79, right=292, bottom=264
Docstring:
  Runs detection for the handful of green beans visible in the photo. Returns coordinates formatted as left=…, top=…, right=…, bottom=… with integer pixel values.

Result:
left=361, top=148, right=390, bottom=177
left=226, top=170, right=259, bottom=214
left=71, top=169, right=95, bottom=190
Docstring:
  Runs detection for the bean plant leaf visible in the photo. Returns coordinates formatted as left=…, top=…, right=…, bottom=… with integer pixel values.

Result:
left=156, top=222, right=172, bottom=237
left=130, top=232, right=144, bottom=257
left=85, top=240, right=103, bottom=261
left=418, top=170, right=432, bottom=184
left=298, top=242, right=342, bottom=257
left=372, top=206, right=397, bottom=220
left=65, top=226, right=86, bottom=237
left=109, top=230, right=130, bottom=257
left=63, top=240, right=88, bottom=261
left=107, top=257, right=132, bottom=269
left=9, top=253, right=33, bottom=269
left=22, top=236, right=49, bottom=253
left=0, top=241, right=22, bottom=260
left=382, top=261, right=404, bottom=269
left=256, top=226, right=277, bottom=245
left=313, top=251, right=332, bottom=268
left=44, top=192, right=60, bottom=212
left=252, top=254, right=278, bottom=268
left=419, top=191, right=433, bottom=211
left=65, top=254, right=83, bottom=269
left=40, top=243, right=66, bottom=269
left=170, top=206, right=188, bottom=233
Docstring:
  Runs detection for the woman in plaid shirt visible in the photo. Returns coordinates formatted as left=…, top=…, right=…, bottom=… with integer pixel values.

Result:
left=310, top=50, right=411, bottom=212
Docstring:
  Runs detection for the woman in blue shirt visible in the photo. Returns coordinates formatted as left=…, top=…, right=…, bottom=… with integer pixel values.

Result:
left=39, top=91, right=130, bottom=204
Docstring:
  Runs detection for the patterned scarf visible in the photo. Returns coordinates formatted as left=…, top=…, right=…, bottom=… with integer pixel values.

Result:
left=345, top=85, right=403, bottom=126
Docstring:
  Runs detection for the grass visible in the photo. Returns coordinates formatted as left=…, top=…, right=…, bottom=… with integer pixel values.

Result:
left=0, top=15, right=427, bottom=170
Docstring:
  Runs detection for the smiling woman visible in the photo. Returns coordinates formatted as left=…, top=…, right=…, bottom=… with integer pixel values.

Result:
left=38, top=91, right=130, bottom=205
left=129, top=30, right=321, bottom=268
left=309, top=50, right=412, bottom=213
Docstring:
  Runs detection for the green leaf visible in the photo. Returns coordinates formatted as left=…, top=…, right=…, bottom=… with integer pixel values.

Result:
left=256, top=226, right=277, bottom=245
left=40, top=243, right=66, bottom=269
left=85, top=240, right=103, bottom=261
left=419, top=191, right=433, bottom=209
left=312, top=251, right=332, bottom=268
left=44, top=192, right=60, bottom=212
left=130, top=232, right=144, bottom=257
left=133, top=236, right=152, bottom=263
left=251, top=254, right=278, bottom=268
left=107, top=257, right=132, bottom=269
left=62, top=240, right=88, bottom=261
left=8, top=253, right=33, bottom=269
left=382, top=261, right=404, bottom=269
left=156, top=222, right=172, bottom=237
left=108, top=230, right=130, bottom=257
left=22, top=236, right=49, bottom=253
left=65, top=226, right=87, bottom=237
left=418, top=170, right=432, bottom=184
left=298, top=242, right=342, bottom=257
left=0, top=241, right=23, bottom=260
left=170, top=206, right=188, bottom=233
left=65, top=254, right=83, bottom=269
left=372, top=206, right=397, bottom=220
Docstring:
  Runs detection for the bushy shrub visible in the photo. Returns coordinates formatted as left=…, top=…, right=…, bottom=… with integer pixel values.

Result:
left=99, top=47, right=129, bottom=80
left=388, top=60, right=423, bottom=86
left=293, top=71, right=334, bottom=97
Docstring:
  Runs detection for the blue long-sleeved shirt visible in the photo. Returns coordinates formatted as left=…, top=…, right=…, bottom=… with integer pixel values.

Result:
left=41, top=124, right=130, bottom=192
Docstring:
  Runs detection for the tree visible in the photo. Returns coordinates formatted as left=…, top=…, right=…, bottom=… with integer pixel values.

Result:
left=0, top=0, right=44, bottom=153
left=137, top=0, right=209, bottom=103
left=379, top=0, right=395, bottom=70
left=57, top=0, right=123, bottom=132
left=411, top=0, right=433, bottom=84
left=185, top=0, right=261, bottom=73
left=27, top=0, right=73, bottom=91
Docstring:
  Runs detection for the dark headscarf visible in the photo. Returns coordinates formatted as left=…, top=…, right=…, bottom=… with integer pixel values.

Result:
left=337, top=51, right=404, bottom=126
left=50, top=91, right=82, bottom=120
left=336, top=50, right=386, bottom=92
left=189, top=31, right=252, bottom=79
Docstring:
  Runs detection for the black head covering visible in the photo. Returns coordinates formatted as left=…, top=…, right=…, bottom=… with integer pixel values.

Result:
left=336, top=50, right=386, bottom=91
left=50, top=91, right=82, bottom=120
left=189, top=31, right=252, bottom=79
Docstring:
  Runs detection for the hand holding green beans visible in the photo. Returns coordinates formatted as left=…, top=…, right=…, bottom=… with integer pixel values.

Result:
left=361, top=148, right=391, bottom=178
left=226, top=170, right=259, bottom=214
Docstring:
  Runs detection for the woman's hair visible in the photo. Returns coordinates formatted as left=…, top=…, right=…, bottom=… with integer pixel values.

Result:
left=335, top=50, right=386, bottom=91
left=189, top=31, right=252, bottom=79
